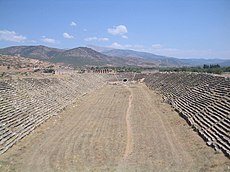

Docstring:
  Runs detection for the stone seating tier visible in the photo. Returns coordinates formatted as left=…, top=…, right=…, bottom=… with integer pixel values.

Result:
left=144, top=72, right=230, bottom=158
left=0, top=73, right=107, bottom=154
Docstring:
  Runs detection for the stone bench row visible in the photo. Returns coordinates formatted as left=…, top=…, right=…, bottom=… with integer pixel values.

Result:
left=0, top=73, right=107, bottom=154
left=144, top=72, right=230, bottom=158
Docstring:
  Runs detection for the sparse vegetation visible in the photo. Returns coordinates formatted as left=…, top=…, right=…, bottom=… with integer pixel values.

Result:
left=159, top=64, right=230, bottom=74
left=42, top=68, right=55, bottom=74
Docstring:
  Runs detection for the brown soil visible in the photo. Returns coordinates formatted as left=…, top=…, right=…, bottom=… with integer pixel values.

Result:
left=0, top=83, right=229, bottom=172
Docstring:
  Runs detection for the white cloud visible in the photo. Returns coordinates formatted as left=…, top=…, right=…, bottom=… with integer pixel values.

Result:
left=84, top=37, right=109, bottom=42
left=109, top=42, right=144, bottom=50
left=152, top=44, right=163, bottom=49
left=122, top=35, right=128, bottom=39
left=29, top=40, right=37, bottom=43
left=70, top=21, right=76, bottom=26
left=109, top=42, right=133, bottom=49
left=63, top=32, right=74, bottom=39
left=84, top=37, right=97, bottom=41
left=109, top=42, right=123, bottom=49
left=0, top=30, right=27, bottom=42
left=98, top=37, right=109, bottom=41
left=108, top=25, right=128, bottom=35
left=41, top=36, right=59, bottom=44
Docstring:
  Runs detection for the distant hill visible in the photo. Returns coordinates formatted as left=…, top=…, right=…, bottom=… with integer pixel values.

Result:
left=0, top=45, right=229, bottom=67
left=180, top=58, right=230, bottom=67
left=0, top=46, right=164, bottom=67
left=52, top=47, right=112, bottom=66
left=102, top=49, right=182, bottom=67
left=89, top=45, right=230, bottom=67
left=86, top=45, right=113, bottom=53
left=0, top=45, right=64, bottom=60
left=219, top=60, right=230, bottom=67
left=0, top=46, right=116, bottom=66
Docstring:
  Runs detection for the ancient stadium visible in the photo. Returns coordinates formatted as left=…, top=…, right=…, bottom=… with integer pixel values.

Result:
left=0, top=53, right=229, bottom=171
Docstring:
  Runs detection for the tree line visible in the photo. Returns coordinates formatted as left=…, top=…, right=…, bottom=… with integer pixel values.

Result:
left=160, top=64, right=230, bottom=74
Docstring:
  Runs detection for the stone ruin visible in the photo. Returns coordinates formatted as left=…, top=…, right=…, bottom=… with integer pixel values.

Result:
left=0, top=71, right=229, bottom=158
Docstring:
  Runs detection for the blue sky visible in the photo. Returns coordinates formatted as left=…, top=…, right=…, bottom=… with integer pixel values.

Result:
left=0, top=0, right=229, bottom=59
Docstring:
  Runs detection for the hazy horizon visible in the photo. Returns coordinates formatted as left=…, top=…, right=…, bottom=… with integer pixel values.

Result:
left=0, top=0, right=229, bottom=59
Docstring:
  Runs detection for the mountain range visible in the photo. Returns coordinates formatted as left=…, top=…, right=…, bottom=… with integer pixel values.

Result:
left=0, top=45, right=229, bottom=67
left=0, top=46, right=119, bottom=67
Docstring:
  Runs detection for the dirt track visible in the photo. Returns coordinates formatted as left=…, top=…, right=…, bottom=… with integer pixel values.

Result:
left=0, top=83, right=229, bottom=171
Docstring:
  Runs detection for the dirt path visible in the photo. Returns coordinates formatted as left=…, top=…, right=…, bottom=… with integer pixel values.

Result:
left=124, top=88, right=133, bottom=159
left=0, top=83, right=229, bottom=171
